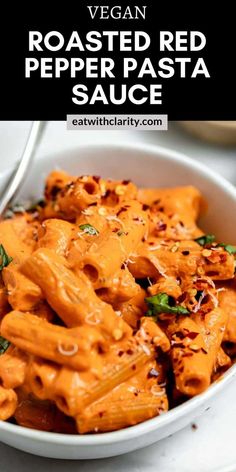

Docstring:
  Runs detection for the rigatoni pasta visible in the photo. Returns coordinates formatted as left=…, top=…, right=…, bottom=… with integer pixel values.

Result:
left=0, top=170, right=235, bottom=433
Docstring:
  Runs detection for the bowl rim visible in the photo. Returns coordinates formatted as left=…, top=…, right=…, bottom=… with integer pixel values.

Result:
left=0, top=141, right=236, bottom=446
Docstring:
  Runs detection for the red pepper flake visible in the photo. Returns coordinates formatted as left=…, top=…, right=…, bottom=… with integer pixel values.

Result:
left=92, top=176, right=101, bottom=183
left=201, top=347, right=208, bottom=354
left=117, top=207, right=128, bottom=216
left=50, top=185, right=61, bottom=199
left=142, top=204, right=150, bottom=211
left=186, top=332, right=199, bottom=340
left=191, top=423, right=198, bottom=431
left=122, top=179, right=131, bottom=185
left=220, top=253, right=227, bottom=263
left=182, top=250, right=190, bottom=256
left=178, top=292, right=187, bottom=304
left=118, top=350, right=124, bottom=357
left=205, top=271, right=219, bottom=277
left=174, top=331, right=186, bottom=340
left=156, top=221, right=167, bottom=231
left=98, top=345, right=105, bottom=354
left=132, top=364, right=136, bottom=370
left=171, top=342, right=185, bottom=348
left=98, top=411, right=104, bottom=418
left=104, top=189, right=111, bottom=198
left=127, top=349, right=134, bottom=355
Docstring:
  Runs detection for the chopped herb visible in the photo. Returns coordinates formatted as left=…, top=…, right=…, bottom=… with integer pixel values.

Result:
left=217, top=243, right=236, bottom=255
left=0, top=244, right=13, bottom=270
left=10, top=203, right=26, bottom=213
left=195, top=234, right=236, bottom=255
left=145, top=293, right=190, bottom=318
left=117, top=230, right=127, bottom=236
left=4, top=200, right=45, bottom=219
left=79, top=224, right=99, bottom=236
left=4, top=203, right=26, bottom=219
left=27, top=199, right=45, bottom=212
left=194, top=234, right=215, bottom=246
left=0, top=336, right=10, bottom=355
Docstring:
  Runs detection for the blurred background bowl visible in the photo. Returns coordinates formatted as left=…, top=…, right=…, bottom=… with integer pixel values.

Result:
left=179, top=121, right=236, bottom=145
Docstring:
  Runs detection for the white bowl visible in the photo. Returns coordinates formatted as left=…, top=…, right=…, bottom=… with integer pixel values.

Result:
left=0, top=143, right=236, bottom=460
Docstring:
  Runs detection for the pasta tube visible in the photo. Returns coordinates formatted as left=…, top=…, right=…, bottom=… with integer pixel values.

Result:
left=27, top=358, right=59, bottom=400
left=96, top=267, right=141, bottom=306
left=193, top=307, right=228, bottom=373
left=101, top=179, right=138, bottom=206
left=219, top=283, right=236, bottom=343
left=22, top=248, right=132, bottom=340
left=168, top=317, right=212, bottom=396
left=138, top=186, right=204, bottom=222
left=0, top=385, right=17, bottom=420
left=37, top=219, right=75, bottom=255
left=0, top=346, right=28, bottom=389
left=1, top=311, right=105, bottom=374
left=0, top=216, right=33, bottom=260
left=67, top=206, right=110, bottom=267
left=44, top=170, right=75, bottom=201
left=118, top=289, right=147, bottom=328
left=215, top=347, right=231, bottom=371
left=129, top=238, right=235, bottom=281
left=169, top=307, right=228, bottom=396
left=2, top=266, right=42, bottom=311
left=54, top=175, right=102, bottom=217
left=76, top=362, right=168, bottom=433
left=53, top=319, right=169, bottom=416
left=80, top=200, right=148, bottom=286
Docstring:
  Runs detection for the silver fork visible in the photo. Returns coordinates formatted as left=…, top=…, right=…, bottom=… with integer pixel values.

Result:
left=0, top=121, right=46, bottom=216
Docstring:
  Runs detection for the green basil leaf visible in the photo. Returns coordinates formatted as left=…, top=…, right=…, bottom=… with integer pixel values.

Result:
left=117, top=230, right=126, bottom=236
left=0, top=244, right=13, bottom=271
left=0, top=336, right=10, bottom=355
left=79, top=224, right=99, bottom=236
left=218, top=243, right=236, bottom=255
left=194, top=234, right=215, bottom=246
left=145, top=293, right=190, bottom=317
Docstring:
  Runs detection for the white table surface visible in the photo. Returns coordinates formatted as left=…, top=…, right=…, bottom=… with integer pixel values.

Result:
left=0, top=121, right=236, bottom=472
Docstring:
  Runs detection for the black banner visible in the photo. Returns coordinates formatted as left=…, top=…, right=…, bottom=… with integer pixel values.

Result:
left=1, top=2, right=235, bottom=120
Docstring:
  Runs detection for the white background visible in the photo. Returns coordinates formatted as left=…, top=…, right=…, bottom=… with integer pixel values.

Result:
left=0, top=121, right=236, bottom=472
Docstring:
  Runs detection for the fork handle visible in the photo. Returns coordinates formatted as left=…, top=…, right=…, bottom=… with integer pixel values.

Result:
left=0, top=121, right=46, bottom=216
